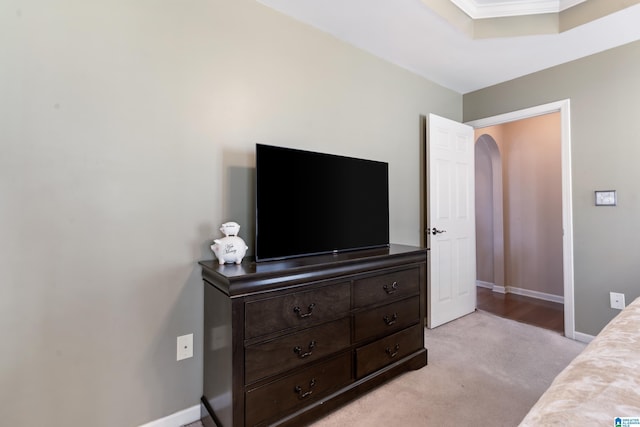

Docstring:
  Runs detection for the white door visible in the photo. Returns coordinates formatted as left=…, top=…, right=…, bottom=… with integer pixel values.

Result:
left=427, top=114, right=476, bottom=328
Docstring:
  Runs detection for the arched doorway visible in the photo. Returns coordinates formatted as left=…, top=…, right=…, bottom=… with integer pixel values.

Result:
left=475, top=134, right=505, bottom=291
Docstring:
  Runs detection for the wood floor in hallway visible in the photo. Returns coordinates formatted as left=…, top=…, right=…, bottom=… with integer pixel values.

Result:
left=476, top=286, right=564, bottom=334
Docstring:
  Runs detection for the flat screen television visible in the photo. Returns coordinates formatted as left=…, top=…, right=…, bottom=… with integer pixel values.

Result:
left=255, top=144, right=390, bottom=262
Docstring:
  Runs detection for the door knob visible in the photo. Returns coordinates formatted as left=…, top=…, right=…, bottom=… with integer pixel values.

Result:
left=431, top=227, right=446, bottom=235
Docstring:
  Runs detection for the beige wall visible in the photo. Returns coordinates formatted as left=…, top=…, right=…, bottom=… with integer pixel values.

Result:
left=464, top=40, right=640, bottom=336
left=475, top=114, right=563, bottom=297
left=0, top=0, right=461, bottom=426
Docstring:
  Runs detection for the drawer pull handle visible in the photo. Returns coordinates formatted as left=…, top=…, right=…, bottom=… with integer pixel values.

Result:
left=294, top=378, right=316, bottom=399
left=293, top=340, right=316, bottom=359
left=383, top=313, right=398, bottom=326
left=293, top=303, right=316, bottom=319
left=386, top=344, right=400, bottom=358
left=383, top=281, right=399, bottom=294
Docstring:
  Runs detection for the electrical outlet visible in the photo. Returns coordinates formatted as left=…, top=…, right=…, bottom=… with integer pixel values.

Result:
left=610, top=292, right=625, bottom=310
left=177, top=334, right=193, bottom=361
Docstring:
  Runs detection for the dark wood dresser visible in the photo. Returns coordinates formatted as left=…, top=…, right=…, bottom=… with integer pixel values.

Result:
left=199, top=244, right=427, bottom=427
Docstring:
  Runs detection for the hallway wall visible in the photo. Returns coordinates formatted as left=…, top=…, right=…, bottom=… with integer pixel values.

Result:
left=475, top=113, right=563, bottom=298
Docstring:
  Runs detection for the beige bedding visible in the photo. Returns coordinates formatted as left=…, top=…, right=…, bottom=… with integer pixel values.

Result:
left=519, top=297, right=640, bottom=426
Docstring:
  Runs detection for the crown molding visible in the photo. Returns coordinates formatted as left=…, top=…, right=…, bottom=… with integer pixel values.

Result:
left=449, top=0, right=588, bottom=19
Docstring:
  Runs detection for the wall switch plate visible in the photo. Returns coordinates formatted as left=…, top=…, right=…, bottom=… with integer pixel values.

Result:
left=595, top=190, right=617, bottom=206
left=610, top=292, right=625, bottom=310
left=177, top=334, right=194, bottom=361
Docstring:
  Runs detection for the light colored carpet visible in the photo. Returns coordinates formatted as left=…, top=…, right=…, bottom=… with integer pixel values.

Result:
left=189, top=310, right=586, bottom=427
left=309, top=310, right=585, bottom=427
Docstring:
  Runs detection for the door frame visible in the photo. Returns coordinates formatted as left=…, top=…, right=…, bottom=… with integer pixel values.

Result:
left=465, top=99, right=575, bottom=339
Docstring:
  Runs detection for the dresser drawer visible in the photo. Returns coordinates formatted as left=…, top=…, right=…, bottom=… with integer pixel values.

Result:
left=354, top=296, right=420, bottom=343
left=353, top=267, right=420, bottom=308
left=355, top=325, right=423, bottom=379
left=245, top=352, right=352, bottom=426
left=245, top=282, right=350, bottom=339
left=245, top=317, right=351, bottom=384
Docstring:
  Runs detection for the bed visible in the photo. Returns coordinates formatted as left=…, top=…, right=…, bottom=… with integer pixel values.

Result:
left=519, top=296, right=640, bottom=426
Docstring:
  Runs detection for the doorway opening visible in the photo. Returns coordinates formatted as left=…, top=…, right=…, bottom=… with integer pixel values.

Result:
left=474, top=115, right=564, bottom=333
left=466, top=99, right=574, bottom=339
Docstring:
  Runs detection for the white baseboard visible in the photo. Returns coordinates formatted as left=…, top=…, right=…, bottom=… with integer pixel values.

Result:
left=476, top=280, right=494, bottom=289
left=476, top=281, right=563, bottom=304
left=506, top=286, right=564, bottom=304
left=492, top=285, right=507, bottom=294
left=573, top=331, right=595, bottom=344
left=138, top=404, right=200, bottom=427
left=476, top=281, right=506, bottom=293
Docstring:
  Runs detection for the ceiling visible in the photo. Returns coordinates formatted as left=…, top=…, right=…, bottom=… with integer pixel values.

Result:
left=257, top=0, right=640, bottom=93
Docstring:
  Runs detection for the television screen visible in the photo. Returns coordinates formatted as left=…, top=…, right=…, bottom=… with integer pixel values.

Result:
left=255, top=144, right=390, bottom=262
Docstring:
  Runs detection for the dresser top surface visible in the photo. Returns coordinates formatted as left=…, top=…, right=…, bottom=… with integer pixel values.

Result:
left=199, top=244, right=426, bottom=295
left=201, top=244, right=422, bottom=274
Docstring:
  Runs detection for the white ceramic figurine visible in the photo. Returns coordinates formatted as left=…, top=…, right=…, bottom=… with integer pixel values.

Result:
left=211, top=222, right=248, bottom=264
